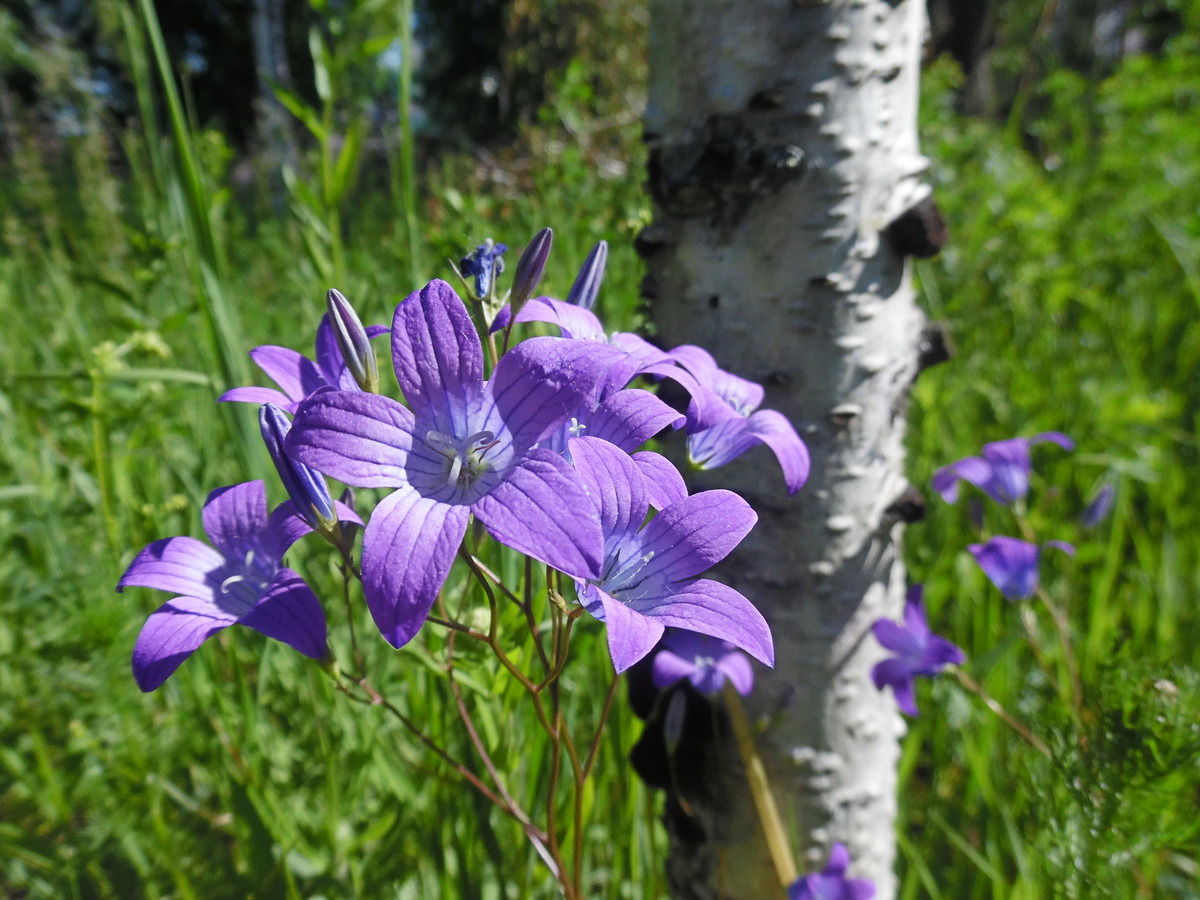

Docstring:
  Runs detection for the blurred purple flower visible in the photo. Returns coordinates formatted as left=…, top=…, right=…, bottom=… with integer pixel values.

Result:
left=116, top=481, right=328, bottom=691
left=651, top=629, right=755, bottom=696
left=668, top=344, right=810, bottom=495
left=932, top=432, right=1074, bottom=505
left=969, top=536, right=1075, bottom=600
left=1080, top=482, right=1115, bottom=527
left=787, top=843, right=876, bottom=900
left=286, top=279, right=622, bottom=648
left=871, top=585, right=965, bottom=716
left=220, top=314, right=388, bottom=413
left=568, top=436, right=773, bottom=674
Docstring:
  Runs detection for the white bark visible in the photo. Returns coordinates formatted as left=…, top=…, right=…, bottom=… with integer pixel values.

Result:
left=642, top=1, right=930, bottom=897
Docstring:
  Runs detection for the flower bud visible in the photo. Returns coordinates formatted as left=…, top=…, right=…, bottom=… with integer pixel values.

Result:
left=326, top=288, right=379, bottom=393
left=260, top=403, right=336, bottom=530
left=509, top=227, right=553, bottom=316
left=566, top=240, right=608, bottom=310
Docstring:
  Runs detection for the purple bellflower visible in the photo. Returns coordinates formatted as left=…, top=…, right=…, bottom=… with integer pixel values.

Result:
left=969, top=535, right=1075, bottom=600
left=668, top=344, right=810, bottom=495
left=285, top=279, right=622, bottom=649
left=932, top=432, right=1074, bottom=505
left=116, top=480, right=329, bottom=692
left=651, top=629, right=755, bottom=697
left=567, top=436, right=774, bottom=674
left=871, top=585, right=965, bottom=716
left=220, top=314, right=388, bottom=413
left=787, top=843, right=876, bottom=900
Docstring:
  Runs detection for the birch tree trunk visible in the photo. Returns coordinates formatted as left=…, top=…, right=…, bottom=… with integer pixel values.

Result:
left=642, top=1, right=937, bottom=896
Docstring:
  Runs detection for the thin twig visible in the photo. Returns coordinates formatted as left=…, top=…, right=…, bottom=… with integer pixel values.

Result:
left=954, top=668, right=1052, bottom=757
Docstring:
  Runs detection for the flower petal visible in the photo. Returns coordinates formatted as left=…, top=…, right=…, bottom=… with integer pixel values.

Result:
left=487, top=337, right=624, bottom=450
left=716, top=652, right=755, bottom=696
left=514, top=296, right=606, bottom=341
left=969, top=536, right=1040, bottom=600
left=238, top=568, right=328, bottom=659
left=473, top=448, right=603, bottom=578
left=202, top=481, right=268, bottom=559
left=287, top=391, right=414, bottom=487
left=580, top=584, right=665, bottom=674
left=746, top=409, right=810, bottom=494
left=629, top=579, right=774, bottom=667
left=931, top=455, right=994, bottom=503
left=131, top=595, right=236, bottom=691
left=218, top=385, right=296, bottom=410
left=361, top=487, right=469, bottom=648
left=637, top=489, right=756, bottom=583
left=587, top=389, right=684, bottom=452
left=632, top=450, right=688, bottom=510
left=250, top=344, right=327, bottom=402
left=391, top=279, right=483, bottom=433
left=566, top=436, right=647, bottom=544
left=117, top=536, right=224, bottom=599
left=1032, top=431, right=1074, bottom=451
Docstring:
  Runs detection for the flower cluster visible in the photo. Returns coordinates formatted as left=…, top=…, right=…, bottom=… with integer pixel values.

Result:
left=938, top=433, right=1078, bottom=600
left=117, top=234, right=808, bottom=689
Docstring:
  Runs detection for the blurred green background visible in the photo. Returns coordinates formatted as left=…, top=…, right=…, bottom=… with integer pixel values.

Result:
left=1, top=0, right=1197, bottom=896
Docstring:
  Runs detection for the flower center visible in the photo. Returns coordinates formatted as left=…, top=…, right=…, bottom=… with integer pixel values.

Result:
left=426, top=429, right=500, bottom=489
left=219, top=549, right=273, bottom=605
left=598, top=546, right=656, bottom=597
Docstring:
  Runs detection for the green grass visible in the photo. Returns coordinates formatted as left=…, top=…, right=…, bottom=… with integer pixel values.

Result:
left=2, top=6, right=1199, bottom=899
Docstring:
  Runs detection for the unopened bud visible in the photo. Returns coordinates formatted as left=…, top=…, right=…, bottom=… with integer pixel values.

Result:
left=509, top=227, right=553, bottom=315
left=326, top=288, right=379, bottom=393
left=260, top=403, right=337, bottom=531
left=566, top=240, right=608, bottom=310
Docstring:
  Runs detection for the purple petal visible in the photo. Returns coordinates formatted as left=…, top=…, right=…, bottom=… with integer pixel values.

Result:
left=901, top=593, right=931, bottom=637
left=587, top=389, right=684, bottom=452
left=632, top=450, right=688, bottom=510
left=117, top=536, right=224, bottom=599
left=931, top=456, right=994, bottom=503
left=826, top=843, right=851, bottom=876
left=650, top=648, right=695, bottom=690
left=1032, top=431, right=1074, bottom=451
left=487, top=337, right=623, bottom=449
left=250, top=344, right=327, bottom=402
left=262, top=501, right=317, bottom=560
left=581, top=584, right=666, bottom=673
left=872, top=618, right=924, bottom=658
left=360, top=487, right=469, bottom=648
left=219, top=385, right=296, bottom=410
left=1046, top=539, right=1076, bottom=556
left=715, top=652, right=755, bottom=696
left=1081, top=483, right=1116, bottom=527
left=980, top=438, right=1034, bottom=503
left=515, top=296, right=606, bottom=341
left=132, top=595, right=236, bottom=691
left=746, top=410, right=810, bottom=494
left=687, top=417, right=757, bottom=469
left=473, top=449, right=603, bottom=578
left=923, top=633, right=967, bottom=669
left=566, top=436, right=648, bottom=542
left=237, top=569, right=327, bottom=659
left=638, top=490, right=756, bottom=583
left=287, top=391, right=414, bottom=487
left=391, top=279, right=483, bottom=433
left=630, top=579, right=774, bottom=666
left=969, top=536, right=1040, bottom=600
left=314, top=315, right=344, bottom=385
left=201, top=481, right=268, bottom=559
